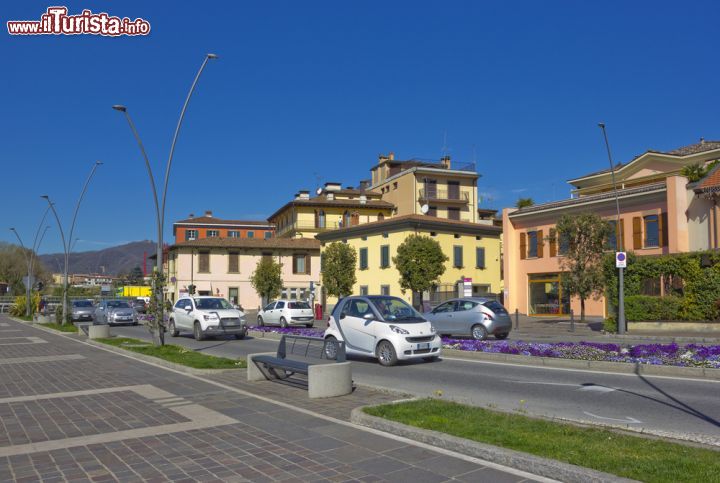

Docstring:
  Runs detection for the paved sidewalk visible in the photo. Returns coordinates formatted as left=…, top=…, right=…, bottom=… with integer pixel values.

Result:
left=0, top=316, right=547, bottom=482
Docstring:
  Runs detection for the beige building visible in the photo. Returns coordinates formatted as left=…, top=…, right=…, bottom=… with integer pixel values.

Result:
left=166, top=237, right=320, bottom=310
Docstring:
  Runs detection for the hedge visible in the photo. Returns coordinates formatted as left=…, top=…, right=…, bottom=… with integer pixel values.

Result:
left=624, top=295, right=683, bottom=321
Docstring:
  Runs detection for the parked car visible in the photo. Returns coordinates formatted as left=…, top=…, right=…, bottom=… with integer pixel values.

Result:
left=424, top=297, right=511, bottom=340
left=324, top=295, right=441, bottom=366
left=256, top=300, right=315, bottom=328
left=132, top=299, right=147, bottom=314
left=71, top=300, right=95, bottom=322
left=94, top=299, right=138, bottom=326
left=168, top=296, right=247, bottom=341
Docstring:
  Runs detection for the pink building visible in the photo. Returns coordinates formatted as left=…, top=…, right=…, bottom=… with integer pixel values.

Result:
left=503, top=139, right=720, bottom=318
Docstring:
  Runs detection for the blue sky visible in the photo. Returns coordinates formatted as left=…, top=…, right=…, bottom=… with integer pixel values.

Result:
left=2, top=0, right=719, bottom=254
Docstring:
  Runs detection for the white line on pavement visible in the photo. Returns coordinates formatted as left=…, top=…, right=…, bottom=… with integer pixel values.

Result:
left=582, top=411, right=642, bottom=424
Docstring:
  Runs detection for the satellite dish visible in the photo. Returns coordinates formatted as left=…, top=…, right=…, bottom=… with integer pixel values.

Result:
left=421, top=204, right=429, bottom=214
left=316, top=188, right=323, bottom=195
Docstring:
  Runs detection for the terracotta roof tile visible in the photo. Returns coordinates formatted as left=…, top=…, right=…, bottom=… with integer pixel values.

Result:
left=171, top=237, right=320, bottom=250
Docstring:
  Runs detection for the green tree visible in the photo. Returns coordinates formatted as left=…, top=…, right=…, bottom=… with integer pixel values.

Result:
left=321, top=242, right=357, bottom=298
left=250, top=257, right=283, bottom=305
left=556, top=213, right=611, bottom=322
left=516, top=197, right=535, bottom=209
left=393, top=235, right=448, bottom=309
left=680, top=163, right=706, bottom=182
left=128, top=266, right=144, bottom=284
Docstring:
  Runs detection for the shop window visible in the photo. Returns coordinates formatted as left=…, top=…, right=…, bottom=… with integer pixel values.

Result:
left=528, top=273, right=569, bottom=315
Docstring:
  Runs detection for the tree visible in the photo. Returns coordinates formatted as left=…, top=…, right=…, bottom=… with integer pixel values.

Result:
left=516, top=197, right=535, bottom=209
left=0, top=242, right=49, bottom=296
left=556, top=213, right=611, bottom=322
left=128, top=266, right=144, bottom=284
left=250, top=257, right=283, bottom=305
left=680, top=163, right=706, bottom=182
left=321, top=242, right=357, bottom=298
left=393, top=235, right=448, bottom=310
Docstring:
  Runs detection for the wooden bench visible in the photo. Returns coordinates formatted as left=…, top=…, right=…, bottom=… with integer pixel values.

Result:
left=248, top=335, right=352, bottom=398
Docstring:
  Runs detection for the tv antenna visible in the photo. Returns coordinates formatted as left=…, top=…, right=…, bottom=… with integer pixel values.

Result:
left=441, top=130, right=448, bottom=157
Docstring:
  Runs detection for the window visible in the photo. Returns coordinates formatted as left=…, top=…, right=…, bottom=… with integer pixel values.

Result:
left=447, top=207, right=460, bottom=220
left=428, top=206, right=437, bottom=217
left=453, top=246, right=463, bottom=268
left=476, top=247, right=486, bottom=269
left=378, top=213, right=385, bottom=221
left=527, top=231, right=538, bottom=258
left=185, top=229, right=198, bottom=241
left=228, top=252, right=239, bottom=273
left=393, top=182, right=398, bottom=190
left=644, top=215, right=659, bottom=248
left=432, top=301, right=455, bottom=313
left=293, top=254, right=310, bottom=274
left=359, top=248, right=368, bottom=270
left=228, top=287, right=238, bottom=305
left=207, top=230, right=219, bottom=238
left=198, top=251, right=210, bottom=273
left=343, top=211, right=351, bottom=227
left=380, top=245, right=390, bottom=268
left=558, top=232, right=569, bottom=256
left=456, top=300, right=478, bottom=311
left=247, top=231, right=255, bottom=238
left=359, top=285, right=368, bottom=296
left=315, top=210, right=326, bottom=229
left=430, top=232, right=436, bottom=237
left=382, top=232, right=388, bottom=238
left=262, top=251, right=273, bottom=261
left=380, top=285, right=390, bottom=296
left=264, top=231, right=272, bottom=239
left=528, top=272, right=570, bottom=315
left=228, top=231, right=240, bottom=238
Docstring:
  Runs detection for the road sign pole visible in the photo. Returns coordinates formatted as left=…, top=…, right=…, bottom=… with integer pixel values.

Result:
left=618, top=267, right=625, bottom=335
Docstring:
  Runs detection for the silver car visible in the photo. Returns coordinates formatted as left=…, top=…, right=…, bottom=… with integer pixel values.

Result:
left=71, top=300, right=95, bottom=322
left=425, top=298, right=511, bottom=340
left=94, top=299, right=138, bottom=326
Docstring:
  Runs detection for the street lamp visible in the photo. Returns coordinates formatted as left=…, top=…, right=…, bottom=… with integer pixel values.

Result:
left=113, top=53, right=217, bottom=345
left=10, top=207, right=51, bottom=318
left=41, top=160, right=102, bottom=324
left=598, top=123, right=625, bottom=335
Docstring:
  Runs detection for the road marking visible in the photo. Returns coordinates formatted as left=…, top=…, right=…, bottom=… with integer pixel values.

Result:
left=0, top=336, right=47, bottom=345
left=511, top=380, right=579, bottom=387
left=582, top=411, right=642, bottom=424
left=577, top=384, right=615, bottom=393
left=0, top=354, right=85, bottom=365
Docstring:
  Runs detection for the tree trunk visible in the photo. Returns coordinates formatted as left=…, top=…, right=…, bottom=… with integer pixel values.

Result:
left=580, top=298, right=586, bottom=322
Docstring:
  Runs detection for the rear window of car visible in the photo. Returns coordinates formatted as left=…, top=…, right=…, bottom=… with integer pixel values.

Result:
left=107, top=301, right=130, bottom=309
left=483, top=301, right=507, bottom=313
left=288, top=302, right=310, bottom=309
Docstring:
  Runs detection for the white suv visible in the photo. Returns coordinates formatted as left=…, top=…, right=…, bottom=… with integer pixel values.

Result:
left=168, top=296, right=247, bottom=341
left=256, top=300, right=315, bottom=328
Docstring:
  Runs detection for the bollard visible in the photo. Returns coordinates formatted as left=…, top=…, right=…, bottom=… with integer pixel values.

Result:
left=515, top=308, right=519, bottom=330
left=570, top=309, right=575, bottom=332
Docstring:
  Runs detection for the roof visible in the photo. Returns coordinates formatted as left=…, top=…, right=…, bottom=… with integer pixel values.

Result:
left=170, top=237, right=320, bottom=250
left=693, top=161, right=720, bottom=194
left=316, top=214, right=501, bottom=241
left=174, top=216, right=274, bottom=227
left=510, top=182, right=667, bottom=217
left=268, top=197, right=395, bottom=221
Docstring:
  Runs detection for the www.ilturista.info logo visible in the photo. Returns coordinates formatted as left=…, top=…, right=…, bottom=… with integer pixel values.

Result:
left=7, top=6, right=151, bottom=36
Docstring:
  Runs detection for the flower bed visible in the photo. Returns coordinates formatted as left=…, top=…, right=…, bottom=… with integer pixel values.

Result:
left=247, top=326, right=720, bottom=369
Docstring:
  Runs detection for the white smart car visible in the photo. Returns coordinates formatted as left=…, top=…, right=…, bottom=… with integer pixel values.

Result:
left=168, top=296, right=247, bottom=341
left=324, top=295, right=441, bottom=366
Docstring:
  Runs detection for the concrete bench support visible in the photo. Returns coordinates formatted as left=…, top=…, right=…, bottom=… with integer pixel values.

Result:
left=308, top=362, right=352, bottom=398
left=247, top=352, right=280, bottom=381
left=88, top=325, right=110, bottom=339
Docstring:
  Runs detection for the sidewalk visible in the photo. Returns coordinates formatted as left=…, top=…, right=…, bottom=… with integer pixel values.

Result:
left=0, top=316, right=546, bottom=483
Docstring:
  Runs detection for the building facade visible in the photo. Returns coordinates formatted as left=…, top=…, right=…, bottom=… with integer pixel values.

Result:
left=173, top=210, right=275, bottom=243
left=503, top=139, right=720, bottom=318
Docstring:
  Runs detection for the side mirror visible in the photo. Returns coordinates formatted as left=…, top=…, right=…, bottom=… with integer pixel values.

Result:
left=363, top=313, right=374, bottom=321
left=339, top=313, right=346, bottom=320
left=185, top=306, right=193, bottom=312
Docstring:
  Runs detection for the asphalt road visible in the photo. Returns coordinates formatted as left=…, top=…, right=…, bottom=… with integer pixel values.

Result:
left=112, top=324, right=720, bottom=445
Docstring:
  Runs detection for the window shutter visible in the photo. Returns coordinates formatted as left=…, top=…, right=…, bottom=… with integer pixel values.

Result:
left=305, top=254, right=311, bottom=274
left=549, top=229, right=557, bottom=257
left=619, top=219, right=625, bottom=251
left=292, top=255, right=298, bottom=275
left=476, top=247, right=486, bottom=268
left=633, top=217, right=642, bottom=250
left=520, top=233, right=527, bottom=260
left=660, top=212, right=668, bottom=247
left=314, top=210, right=318, bottom=228
left=537, top=230, right=544, bottom=258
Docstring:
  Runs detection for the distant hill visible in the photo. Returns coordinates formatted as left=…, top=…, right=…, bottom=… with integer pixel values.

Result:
left=38, top=240, right=156, bottom=276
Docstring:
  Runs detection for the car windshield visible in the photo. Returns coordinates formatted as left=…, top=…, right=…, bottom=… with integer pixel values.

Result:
left=73, top=300, right=93, bottom=308
left=483, top=300, right=507, bottom=314
left=194, top=298, right=233, bottom=310
left=107, top=301, right=130, bottom=309
left=369, top=297, right=424, bottom=323
left=288, top=302, right=311, bottom=309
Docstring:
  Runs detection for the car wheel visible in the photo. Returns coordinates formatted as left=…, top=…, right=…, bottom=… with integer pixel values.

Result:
left=280, top=317, right=288, bottom=328
left=168, top=319, right=179, bottom=337
left=471, top=324, right=488, bottom=341
left=324, top=336, right=338, bottom=359
left=257, top=316, right=264, bottom=327
left=306, top=323, right=313, bottom=328
left=495, top=332, right=509, bottom=340
left=193, top=322, right=205, bottom=341
left=376, top=340, right=398, bottom=367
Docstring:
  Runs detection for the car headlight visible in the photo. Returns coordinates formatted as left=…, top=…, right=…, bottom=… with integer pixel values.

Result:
left=203, top=314, right=219, bottom=321
left=389, top=325, right=409, bottom=335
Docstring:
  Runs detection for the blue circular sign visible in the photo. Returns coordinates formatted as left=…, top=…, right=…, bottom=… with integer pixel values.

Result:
left=617, top=253, right=626, bottom=261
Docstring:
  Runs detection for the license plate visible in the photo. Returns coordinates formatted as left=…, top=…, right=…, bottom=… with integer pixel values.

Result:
left=417, top=343, right=430, bottom=350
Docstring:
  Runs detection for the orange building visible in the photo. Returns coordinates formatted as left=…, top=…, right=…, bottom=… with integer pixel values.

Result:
left=172, top=210, right=275, bottom=243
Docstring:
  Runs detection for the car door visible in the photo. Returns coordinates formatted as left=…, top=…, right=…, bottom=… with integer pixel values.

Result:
left=260, top=302, right=275, bottom=324
left=336, top=299, right=376, bottom=354
left=428, top=301, right=456, bottom=335
left=173, top=300, right=186, bottom=328
left=453, top=300, right=480, bottom=335
left=271, top=301, right=285, bottom=325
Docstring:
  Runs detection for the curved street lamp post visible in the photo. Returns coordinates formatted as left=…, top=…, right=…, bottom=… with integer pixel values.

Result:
left=42, top=160, right=102, bottom=324
left=10, top=209, right=50, bottom=318
left=113, top=53, right=217, bottom=346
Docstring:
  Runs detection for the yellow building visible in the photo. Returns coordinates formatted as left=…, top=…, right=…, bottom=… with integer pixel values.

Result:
left=268, top=182, right=394, bottom=238
left=316, top=214, right=502, bottom=308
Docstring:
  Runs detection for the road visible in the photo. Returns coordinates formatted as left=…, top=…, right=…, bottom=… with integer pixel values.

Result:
left=113, top=324, right=720, bottom=445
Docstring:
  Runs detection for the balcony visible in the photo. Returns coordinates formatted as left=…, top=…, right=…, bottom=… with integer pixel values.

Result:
left=276, top=220, right=342, bottom=236
left=418, top=189, right=470, bottom=203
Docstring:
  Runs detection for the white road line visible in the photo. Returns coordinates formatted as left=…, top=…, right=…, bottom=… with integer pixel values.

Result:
left=582, top=411, right=642, bottom=424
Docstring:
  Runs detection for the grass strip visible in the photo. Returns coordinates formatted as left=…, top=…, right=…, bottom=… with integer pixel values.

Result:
left=96, top=337, right=246, bottom=369
left=364, top=399, right=720, bottom=483
left=41, top=323, right=79, bottom=333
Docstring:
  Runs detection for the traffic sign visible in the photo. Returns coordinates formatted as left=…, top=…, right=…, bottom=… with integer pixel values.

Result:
left=615, top=252, right=627, bottom=268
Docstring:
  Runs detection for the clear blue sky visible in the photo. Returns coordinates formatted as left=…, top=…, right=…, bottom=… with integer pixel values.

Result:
left=2, top=0, right=718, bottom=254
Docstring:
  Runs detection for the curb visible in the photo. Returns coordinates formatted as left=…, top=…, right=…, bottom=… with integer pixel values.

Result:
left=351, top=406, right=636, bottom=483
left=247, top=328, right=720, bottom=380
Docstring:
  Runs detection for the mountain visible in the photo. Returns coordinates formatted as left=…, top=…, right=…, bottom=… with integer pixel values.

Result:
left=38, top=240, right=156, bottom=276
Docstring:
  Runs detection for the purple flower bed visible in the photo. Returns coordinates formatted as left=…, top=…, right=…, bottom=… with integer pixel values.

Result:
left=247, top=326, right=720, bottom=368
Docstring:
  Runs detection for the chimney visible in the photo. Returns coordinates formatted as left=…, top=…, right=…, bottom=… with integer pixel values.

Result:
left=359, top=194, right=367, bottom=205
left=378, top=154, right=389, bottom=164
left=327, top=192, right=335, bottom=201
left=440, top=155, right=451, bottom=169
left=188, top=213, right=194, bottom=219
left=205, top=210, right=213, bottom=217
left=297, top=190, right=310, bottom=200
left=359, top=179, right=370, bottom=190
left=324, top=182, right=341, bottom=192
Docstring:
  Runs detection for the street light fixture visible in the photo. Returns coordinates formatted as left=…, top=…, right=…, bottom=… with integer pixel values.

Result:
left=41, top=160, right=102, bottom=324
left=113, top=53, right=217, bottom=345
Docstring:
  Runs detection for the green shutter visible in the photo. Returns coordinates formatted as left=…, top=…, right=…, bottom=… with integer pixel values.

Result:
left=476, top=247, right=485, bottom=269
